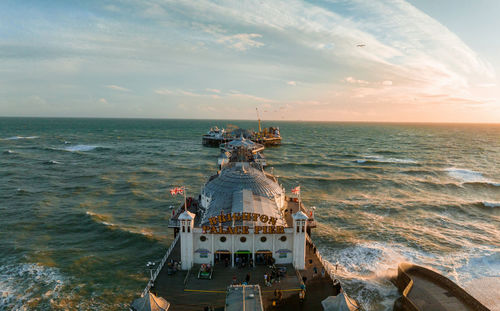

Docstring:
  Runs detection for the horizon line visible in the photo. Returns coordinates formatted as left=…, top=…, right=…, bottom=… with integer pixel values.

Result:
left=1, top=115, right=499, bottom=125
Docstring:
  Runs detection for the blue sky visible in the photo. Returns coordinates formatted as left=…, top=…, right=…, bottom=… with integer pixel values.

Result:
left=0, top=0, right=498, bottom=122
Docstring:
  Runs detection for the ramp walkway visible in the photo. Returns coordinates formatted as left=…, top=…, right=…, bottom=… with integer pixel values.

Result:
left=394, top=262, right=490, bottom=311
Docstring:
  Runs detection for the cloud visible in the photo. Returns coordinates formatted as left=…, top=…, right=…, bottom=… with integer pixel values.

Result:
left=105, top=85, right=130, bottom=92
left=216, top=33, right=264, bottom=51
left=155, top=89, right=174, bottom=95
left=98, top=98, right=108, bottom=105
left=382, top=80, right=393, bottom=86
left=194, top=22, right=264, bottom=51
left=477, top=83, right=496, bottom=88
left=227, top=91, right=276, bottom=103
left=198, top=105, right=217, bottom=112
left=154, top=88, right=274, bottom=103
left=344, top=77, right=369, bottom=85
left=287, top=81, right=297, bottom=86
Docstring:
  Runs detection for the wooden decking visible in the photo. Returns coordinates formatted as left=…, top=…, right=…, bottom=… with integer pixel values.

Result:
left=150, top=236, right=338, bottom=311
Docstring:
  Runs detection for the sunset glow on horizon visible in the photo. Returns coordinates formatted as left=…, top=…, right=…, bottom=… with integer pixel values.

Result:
left=1, top=0, right=499, bottom=123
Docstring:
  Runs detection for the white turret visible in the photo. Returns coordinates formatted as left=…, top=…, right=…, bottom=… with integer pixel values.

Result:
left=292, top=211, right=308, bottom=270
left=178, top=210, right=195, bottom=270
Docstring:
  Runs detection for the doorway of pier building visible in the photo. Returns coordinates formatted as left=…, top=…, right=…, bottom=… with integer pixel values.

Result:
left=234, top=250, right=251, bottom=268
left=255, top=250, right=273, bottom=265
left=214, top=250, right=231, bottom=267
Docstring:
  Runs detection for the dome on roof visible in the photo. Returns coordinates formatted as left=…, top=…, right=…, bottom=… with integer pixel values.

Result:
left=203, top=163, right=283, bottom=200
left=226, top=137, right=256, bottom=148
left=200, top=163, right=285, bottom=225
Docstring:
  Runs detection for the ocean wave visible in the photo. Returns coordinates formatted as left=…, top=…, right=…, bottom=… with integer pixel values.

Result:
left=356, top=155, right=417, bottom=164
left=45, top=160, right=62, bottom=165
left=2, top=136, right=39, bottom=140
left=3, top=150, right=15, bottom=154
left=0, top=262, right=66, bottom=310
left=321, top=241, right=500, bottom=311
left=446, top=168, right=484, bottom=182
left=446, top=168, right=499, bottom=187
left=64, top=145, right=99, bottom=152
left=86, top=211, right=154, bottom=238
left=321, top=242, right=408, bottom=310
left=463, top=181, right=500, bottom=188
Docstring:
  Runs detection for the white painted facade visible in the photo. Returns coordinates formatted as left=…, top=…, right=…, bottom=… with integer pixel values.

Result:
left=178, top=211, right=195, bottom=270
left=178, top=210, right=306, bottom=270
left=292, top=211, right=308, bottom=270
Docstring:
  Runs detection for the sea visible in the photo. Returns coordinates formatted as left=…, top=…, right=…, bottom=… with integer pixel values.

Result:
left=0, top=117, right=499, bottom=310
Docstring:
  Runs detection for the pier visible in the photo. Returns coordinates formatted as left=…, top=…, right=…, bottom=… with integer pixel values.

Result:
left=148, top=233, right=340, bottom=310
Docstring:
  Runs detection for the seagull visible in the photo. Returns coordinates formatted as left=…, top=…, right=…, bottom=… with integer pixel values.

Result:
left=357, top=44, right=366, bottom=47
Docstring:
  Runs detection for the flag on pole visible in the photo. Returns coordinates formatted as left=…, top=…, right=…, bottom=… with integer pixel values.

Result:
left=170, top=187, right=184, bottom=195
left=291, top=186, right=300, bottom=195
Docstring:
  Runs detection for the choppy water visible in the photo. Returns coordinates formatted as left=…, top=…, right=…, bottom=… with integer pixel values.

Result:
left=1, top=118, right=499, bottom=310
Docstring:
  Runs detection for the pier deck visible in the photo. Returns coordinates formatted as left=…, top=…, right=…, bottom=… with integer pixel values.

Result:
left=150, top=237, right=337, bottom=311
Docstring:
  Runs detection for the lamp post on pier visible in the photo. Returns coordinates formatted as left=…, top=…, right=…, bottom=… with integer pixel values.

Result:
left=147, top=261, right=156, bottom=281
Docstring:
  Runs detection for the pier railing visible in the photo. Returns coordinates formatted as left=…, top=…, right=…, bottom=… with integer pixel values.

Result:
left=141, top=234, right=180, bottom=298
left=306, top=234, right=361, bottom=310
left=305, top=234, right=337, bottom=281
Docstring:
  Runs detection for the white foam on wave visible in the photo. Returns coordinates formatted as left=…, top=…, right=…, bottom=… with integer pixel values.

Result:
left=446, top=167, right=499, bottom=186
left=446, top=168, right=484, bottom=182
left=321, top=242, right=410, bottom=310
left=0, top=262, right=66, bottom=310
left=47, top=160, right=62, bottom=165
left=322, top=242, right=500, bottom=311
left=358, top=155, right=417, bottom=164
left=64, top=145, right=98, bottom=152
left=86, top=211, right=154, bottom=237
left=3, top=136, right=39, bottom=140
left=3, top=150, right=15, bottom=154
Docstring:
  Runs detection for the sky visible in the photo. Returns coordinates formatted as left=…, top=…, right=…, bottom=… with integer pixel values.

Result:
left=0, top=0, right=499, bottom=122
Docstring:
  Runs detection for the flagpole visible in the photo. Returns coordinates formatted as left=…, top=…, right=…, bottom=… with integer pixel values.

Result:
left=184, top=187, right=187, bottom=212
left=298, top=184, right=301, bottom=208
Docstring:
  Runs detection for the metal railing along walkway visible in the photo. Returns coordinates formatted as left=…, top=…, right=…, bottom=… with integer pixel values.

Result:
left=141, top=234, right=180, bottom=298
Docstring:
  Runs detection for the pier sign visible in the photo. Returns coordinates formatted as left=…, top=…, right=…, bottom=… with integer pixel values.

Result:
left=202, top=225, right=285, bottom=234
left=202, top=212, right=285, bottom=234
left=208, top=212, right=278, bottom=226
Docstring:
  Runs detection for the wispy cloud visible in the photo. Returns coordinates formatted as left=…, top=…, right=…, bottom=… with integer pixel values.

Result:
left=105, top=85, right=130, bottom=92
left=155, top=89, right=174, bottom=95
left=155, top=88, right=275, bottom=103
left=344, top=77, right=369, bottom=85
left=227, top=91, right=276, bottom=103
left=216, top=33, right=264, bottom=51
